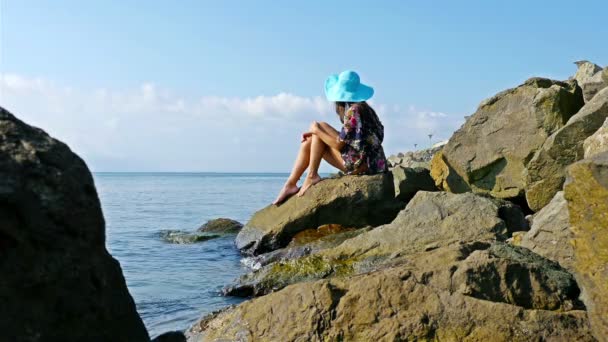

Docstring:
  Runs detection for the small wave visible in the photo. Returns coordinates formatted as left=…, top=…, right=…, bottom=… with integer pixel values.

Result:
left=158, top=229, right=220, bottom=244
left=240, top=257, right=262, bottom=270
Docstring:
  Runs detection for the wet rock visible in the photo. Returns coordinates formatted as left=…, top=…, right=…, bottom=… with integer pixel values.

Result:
left=159, top=230, right=221, bottom=244
left=584, top=117, right=608, bottom=158
left=518, top=192, right=574, bottom=270
left=431, top=78, right=583, bottom=201
left=189, top=243, right=592, bottom=342
left=197, top=218, right=243, bottom=234
left=526, top=87, right=608, bottom=211
left=564, top=151, right=608, bottom=340
left=0, top=107, right=149, bottom=341
left=235, top=173, right=404, bottom=256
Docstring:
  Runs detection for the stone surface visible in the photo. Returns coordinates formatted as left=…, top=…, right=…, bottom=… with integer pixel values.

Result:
left=584, top=117, right=608, bottom=158
left=189, top=243, right=592, bottom=342
left=564, top=151, right=608, bottom=341
left=0, top=107, right=149, bottom=341
left=226, top=192, right=526, bottom=296
left=391, top=166, right=437, bottom=201
left=518, top=192, right=574, bottom=270
left=431, top=78, right=583, bottom=200
left=526, top=87, right=608, bottom=211
left=235, top=173, right=404, bottom=255
left=197, top=217, right=243, bottom=233
left=574, top=61, right=607, bottom=102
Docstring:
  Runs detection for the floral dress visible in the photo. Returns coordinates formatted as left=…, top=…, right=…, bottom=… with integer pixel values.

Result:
left=338, top=103, right=388, bottom=174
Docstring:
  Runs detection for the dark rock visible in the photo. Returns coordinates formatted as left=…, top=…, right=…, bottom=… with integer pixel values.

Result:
left=197, top=218, right=243, bottom=234
left=152, top=331, right=187, bottom=342
left=0, top=107, right=149, bottom=341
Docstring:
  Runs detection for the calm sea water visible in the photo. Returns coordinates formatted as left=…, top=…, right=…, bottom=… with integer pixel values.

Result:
left=93, top=172, right=290, bottom=338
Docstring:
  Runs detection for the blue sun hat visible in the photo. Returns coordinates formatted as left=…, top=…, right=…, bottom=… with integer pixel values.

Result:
left=324, top=70, right=374, bottom=102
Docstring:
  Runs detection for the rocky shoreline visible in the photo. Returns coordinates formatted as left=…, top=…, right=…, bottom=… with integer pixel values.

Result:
left=1, top=60, right=607, bottom=341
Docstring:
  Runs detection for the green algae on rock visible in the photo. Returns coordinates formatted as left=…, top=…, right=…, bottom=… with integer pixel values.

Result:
left=564, top=151, right=608, bottom=340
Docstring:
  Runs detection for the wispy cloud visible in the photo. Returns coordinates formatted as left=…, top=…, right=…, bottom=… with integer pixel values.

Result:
left=0, top=74, right=463, bottom=171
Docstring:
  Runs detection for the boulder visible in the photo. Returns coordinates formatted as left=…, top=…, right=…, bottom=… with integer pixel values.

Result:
left=226, top=192, right=526, bottom=295
left=573, top=60, right=607, bottom=102
left=526, top=87, right=608, bottom=211
left=197, top=217, right=243, bottom=233
left=189, top=243, right=592, bottom=342
left=564, top=151, right=608, bottom=340
left=431, top=78, right=584, bottom=201
left=391, top=166, right=437, bottom=201
left=518, top=192, right=574, bottom=270
left=235, top=173, right=405, bottom=255
left=584, top=117, right=608, bottom=158
left=0, top=107, right=149, bottom=341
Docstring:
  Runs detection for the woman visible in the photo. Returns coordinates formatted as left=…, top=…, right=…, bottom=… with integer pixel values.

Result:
left=273, top=70, right=388, bottom=205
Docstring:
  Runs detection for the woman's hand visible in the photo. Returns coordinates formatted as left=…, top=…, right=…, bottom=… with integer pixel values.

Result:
left=301, top=132, right=313, bottom=142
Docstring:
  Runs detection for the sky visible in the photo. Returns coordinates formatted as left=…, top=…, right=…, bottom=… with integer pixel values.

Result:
left=0, top=0, right=607, bottom=172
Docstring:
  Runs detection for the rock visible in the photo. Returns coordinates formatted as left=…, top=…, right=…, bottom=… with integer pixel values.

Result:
left=197, top=218, right=243, bottom=234
left=288, top=224, right=356, bottom=246
left=225, top=226, right=370, bottom=296
left=152, top=331, right=187, bottom=342
left=526, top=87, right=608, bottom=211
left=189, top=243, right=592, bottom=341
left=387, top=143, right=445, bottom=170
left=584, top=117, right=608, bottom=158
left=564, top=151, right=608, bottom=340
left=0, top=107, right=149, bottom=341
left=518, top=192, right=574, bottom=270
left=159, top=230, right=221, bottom=244
left=235, top=173, right=404, bottom=255
left=573, top=61, right=607, bottom=102
left=391, top=166, right=437, bottom=201
left=227, top=192, right=525, bottom=296
left=432, top=78, right=584, bottom=201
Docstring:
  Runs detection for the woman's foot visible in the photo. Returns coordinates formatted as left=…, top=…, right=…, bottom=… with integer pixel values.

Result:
left=297, top=174, right=322, bottom=197
left=273, top=183, right=300, bottom=205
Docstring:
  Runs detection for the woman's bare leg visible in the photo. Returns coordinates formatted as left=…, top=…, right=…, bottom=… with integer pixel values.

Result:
left=297, top=134, right=326, bottom=197
left=273, top=137, right=311, bottom=204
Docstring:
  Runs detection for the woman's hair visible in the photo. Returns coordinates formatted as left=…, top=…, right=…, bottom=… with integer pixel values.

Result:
left=335, top=101, right=377, bottom=123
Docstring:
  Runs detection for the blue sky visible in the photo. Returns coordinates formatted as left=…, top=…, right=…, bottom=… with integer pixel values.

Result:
left=1, top=0, right=607, bottom=172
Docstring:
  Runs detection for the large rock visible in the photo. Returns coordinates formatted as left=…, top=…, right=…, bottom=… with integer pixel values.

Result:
left=584, top=117, right=608, bottom=158
left=564, top=151, right=608, bottom=340
left=0, top=108, right=149, bottom=341
left=189, top=243, right=592, bottom=341
left=227, top=192, right=526, bottom=295
left=197, top=217, right=242, bottom=233
left=391, top=166, right=437, bottom=201
left=431, top=78, right=583, bottom=201
left=235, top=173, right=405, bottom=255
left=573, top=60, right=607, bottom=102
left=526, top=87, right=608, bottom=211
left=518, top=192, right=574, bottom=270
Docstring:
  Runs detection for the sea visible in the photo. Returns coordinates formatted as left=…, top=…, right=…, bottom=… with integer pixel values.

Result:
left=94, top=172, right=296, bottom=338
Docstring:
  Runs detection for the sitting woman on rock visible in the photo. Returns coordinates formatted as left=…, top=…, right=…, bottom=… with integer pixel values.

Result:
left=273, top=70, right=388, bottom=205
